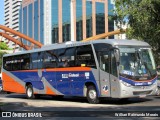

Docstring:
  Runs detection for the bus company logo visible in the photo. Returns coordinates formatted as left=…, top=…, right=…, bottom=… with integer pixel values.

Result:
left=103, top=85, right=108, bottom=93
left=69, top=73, right=79, bottom=77
left=62, top=74, right=69, bottom=78
left=62, top=73, right=80, bottom=78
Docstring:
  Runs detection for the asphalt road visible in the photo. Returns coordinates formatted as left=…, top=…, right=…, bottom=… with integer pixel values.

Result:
left=0, top=93, right=160, bottom=120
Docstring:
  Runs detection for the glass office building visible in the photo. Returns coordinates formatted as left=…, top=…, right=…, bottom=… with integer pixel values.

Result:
left=19, top=0, right=114, bottom=45
left=4, top=0, right=22, bottom=49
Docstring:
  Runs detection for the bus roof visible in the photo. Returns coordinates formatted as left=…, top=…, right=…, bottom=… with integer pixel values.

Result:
left=3, top=39, right=150, bottom=57
left=91, top=39, right=150, bottom=46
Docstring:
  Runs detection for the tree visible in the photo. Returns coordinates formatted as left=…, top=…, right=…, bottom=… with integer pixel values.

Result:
left=0, top=42, right=11, bottom=50
left=0, top=51, right=7, bottom=72
left=114, top=0, right=160, bottom=65
left=0, top=42, right=10, bottom=72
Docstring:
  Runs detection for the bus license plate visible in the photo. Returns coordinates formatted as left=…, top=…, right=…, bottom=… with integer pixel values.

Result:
left=139, top=95, right=146, bottom=98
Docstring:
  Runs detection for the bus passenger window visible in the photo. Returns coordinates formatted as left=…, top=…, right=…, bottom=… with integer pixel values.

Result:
left=76, top=45, right=96, bottom=68
left=31, top=52, right=43, bottom=69
left=3, top=57, right=12, bottom=71
left=56, top=47, right=75, bottom=68
left=43, top=50, right=57, bottom=68
left=63, top=60, right=69, bottom=67
left=21, top=54, right=31, bottom=70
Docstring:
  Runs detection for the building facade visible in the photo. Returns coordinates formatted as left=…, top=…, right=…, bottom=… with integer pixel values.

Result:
left=19, top=0, right=114, bottom=45
left=4, top=0, right=22, bottom=49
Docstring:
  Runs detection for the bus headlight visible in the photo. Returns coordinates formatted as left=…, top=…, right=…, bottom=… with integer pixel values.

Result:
left=121, top=81, right=132, bottom=87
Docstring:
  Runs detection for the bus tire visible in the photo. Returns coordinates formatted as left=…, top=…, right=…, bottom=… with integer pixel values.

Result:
left=26, top=84, right=35, bottom=99
left=87, top=85, right=100, bottom=104
left=156, top=87, right=160, bottom=96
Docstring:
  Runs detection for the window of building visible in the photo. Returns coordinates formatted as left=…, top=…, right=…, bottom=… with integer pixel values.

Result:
left=62, top=0, right=71, bottom=42
left=86, top=1, right=92, bottom=38
left=23, top=6, right=27, bottom=44
left=34, top=0, right=39, bottom=41
left=76, top=0, right=83, bottom=41
left=51, top=0, right=58, bottom=43
left=40, top=0, right=44, bottom=44
left=28, top=4, right=33, bottom=40
left=96, top=2, right=105, bottom=35
left=19, top=8, right=22, bottom=35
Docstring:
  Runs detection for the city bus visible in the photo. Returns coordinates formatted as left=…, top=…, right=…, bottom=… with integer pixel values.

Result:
left=1, top=39, right=158, bottom=104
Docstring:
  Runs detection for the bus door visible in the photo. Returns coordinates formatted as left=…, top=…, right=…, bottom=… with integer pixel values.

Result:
left=109, top=50, right=120, bottom=98
left=99, top=50, right=119, bottom=97
left=99, top=51, right=111, bottom=97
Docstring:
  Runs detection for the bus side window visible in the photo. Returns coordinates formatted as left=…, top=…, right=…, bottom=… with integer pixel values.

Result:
left=31, top=52, right=43, bottom=69
left=21, top=54, right=31, bottom=70
left=3, top=57, right=12, bottom=71
left=76, top=45, right=96, bottom=68
left=56, top=47, right=76, bottom=68
left=43, top=50, right=57, bottom=68
left=12, top=55, right=22, bottom=71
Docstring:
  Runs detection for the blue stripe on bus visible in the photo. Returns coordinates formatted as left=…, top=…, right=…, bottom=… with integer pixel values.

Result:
left=11, top=70, right=99, bottom=96
left=120, top=76, right=157, bottom=86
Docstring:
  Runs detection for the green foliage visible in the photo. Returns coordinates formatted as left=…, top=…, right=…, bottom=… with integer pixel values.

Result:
left=0, top=51, right=7, bottom=72
left=114, top=0, right=160, bottom=65
left=0, top=42, right=10, bottom=72
left=0, top=42, right=11, bottom=50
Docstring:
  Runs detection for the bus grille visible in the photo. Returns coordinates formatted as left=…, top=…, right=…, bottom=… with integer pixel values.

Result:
left=133, top=90, right=152, bottom=95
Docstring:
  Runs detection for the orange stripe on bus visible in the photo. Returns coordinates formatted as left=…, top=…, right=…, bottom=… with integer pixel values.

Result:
left=2, top=72, right=25, bottom=94
left=46, top=67, right=91, bottom=72
left=46, top=86, right=56, bottom=95
left=12, top=67, right=91, bottom=72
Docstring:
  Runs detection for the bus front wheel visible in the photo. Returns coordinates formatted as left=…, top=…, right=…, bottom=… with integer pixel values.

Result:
left=87, top=85, right=100, bottom=104
left=26, top=84, right=35, bottom=99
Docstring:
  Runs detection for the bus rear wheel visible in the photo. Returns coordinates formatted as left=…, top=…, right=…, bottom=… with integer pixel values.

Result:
left=26, top=84, right=35, bottom=99
left=87, top=85, right=100, bottom=104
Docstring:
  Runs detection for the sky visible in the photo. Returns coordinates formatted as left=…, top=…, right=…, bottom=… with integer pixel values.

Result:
left=0, top=0, right=4, bottom=25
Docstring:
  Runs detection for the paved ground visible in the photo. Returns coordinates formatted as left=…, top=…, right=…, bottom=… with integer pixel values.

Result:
left=0, top=93, right=160, bottom=120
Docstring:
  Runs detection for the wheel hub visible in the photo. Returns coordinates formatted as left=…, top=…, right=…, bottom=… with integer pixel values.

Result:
left=27, top=88, right=32, bottom=97
left=89, top=90, right=96, bottom=99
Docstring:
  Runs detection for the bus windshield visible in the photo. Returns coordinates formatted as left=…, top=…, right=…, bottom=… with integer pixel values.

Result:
left=119, top=47, right=156, bottom=79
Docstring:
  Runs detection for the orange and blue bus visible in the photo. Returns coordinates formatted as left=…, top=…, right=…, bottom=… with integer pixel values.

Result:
left=2, top=39, right=158, bottom=103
